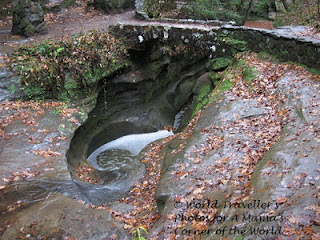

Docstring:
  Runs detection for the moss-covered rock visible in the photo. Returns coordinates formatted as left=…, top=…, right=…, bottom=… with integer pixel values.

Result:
left=210, top=57, right=232, bottom=71
left=11, top=0, right=48, bottom=37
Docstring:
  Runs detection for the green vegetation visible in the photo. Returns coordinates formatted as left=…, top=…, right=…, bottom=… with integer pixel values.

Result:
left=190, top=56, right=256, bottom=116
left=144, top=0, right=176, bottom=18
left=179, top=0, right=285, bottom=24
left=274, top=0, right=320, bottom=27
left=61, top=0, right=76, bottom=8
left=8, top=84, right=16, bottom=95
left=208, top=78, right=234, bottom=103
left=210, top=57, right=232, bottom=71
left=217, top=35, right=248, bottom=56
left=191, top=54, right=258, bottom=115
left=10, top=30, right=128, bottom=100
left=192, top=82, right=212, bottom=116
left=223, top=37, right=247, bottom=53
left=257, top=51, right=320, bottom=75
left=241, top=60, right=258, bottom=83
left=181, top=0, right=243, bottom=23
left=131, top=226, right=149, bottom=240
left=306, top=66, right=320, bottom=75
left=257, top=50, right=278, bottom=61
left=178, top=0, right=319, bottom=27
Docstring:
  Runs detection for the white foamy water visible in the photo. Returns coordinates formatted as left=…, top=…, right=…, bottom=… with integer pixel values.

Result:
left=88, top=130, right=173, bottom=169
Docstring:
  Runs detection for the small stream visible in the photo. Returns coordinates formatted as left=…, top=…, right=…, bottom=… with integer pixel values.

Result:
left=0, top=27, right=32, bottom=102
left=0, top=27, right=206, bottom=208
left=88, top=130, right=173, bottom=171
left=67, top=81, right=192, bottom=205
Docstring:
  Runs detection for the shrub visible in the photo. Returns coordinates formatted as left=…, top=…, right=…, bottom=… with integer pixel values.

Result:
left=10, top=30, right=128, bottom=99
left=181, top=0, right=242, bottom=23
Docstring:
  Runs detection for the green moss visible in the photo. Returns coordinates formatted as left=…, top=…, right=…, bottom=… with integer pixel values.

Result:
left=274, top=0, right=320, bottom=28
left=190, top=55, right=254, bottom=116
left=292, top=62, right=320, bottom=75
left=191, top=82, right=212, bottom=116
left=180, top=0, right=242, bottom=23
left=217, top=35, right=248, bottom=57
left=198, top=83, right=211, bottom=99
left=242, top=64, right=257, bottom=83
left=209, top=72, right=222, bottom=85
left=208, top=57, right=254, bottom=103
left=257, top=51, right=279, bottom=62
left=223, top=38, right=246, bottom=46
left=210, top=57, right=232, bottom=71
left=217, top=79, right=234, bottom=92
left=224, top=37, right=247, bottom=52
left=307, top=67, right=320, bottom=75
left=208, top=79, right=234, bottom=103
left=184, top=54, right=260, bottom=130
left=62, top=0, right=76, bottom=8
left=144, top=0, right=176, bottom=18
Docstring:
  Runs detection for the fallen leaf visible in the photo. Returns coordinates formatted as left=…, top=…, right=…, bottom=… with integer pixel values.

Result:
left=276, top=197, right=288, bottom=204
left=225, top=193, right=231, bottom=199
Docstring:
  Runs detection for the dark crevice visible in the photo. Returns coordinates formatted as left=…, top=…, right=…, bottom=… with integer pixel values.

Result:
left=66, top=39, right=212, bottom=204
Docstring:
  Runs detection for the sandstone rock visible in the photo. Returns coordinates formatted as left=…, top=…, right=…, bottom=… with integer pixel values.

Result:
left=12, top=0, right=48, bottom=37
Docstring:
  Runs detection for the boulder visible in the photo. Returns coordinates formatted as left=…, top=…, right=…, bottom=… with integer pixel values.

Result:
left=12, top=0, right=48, bottom=37
left=268, top=11, right=277, bottom=20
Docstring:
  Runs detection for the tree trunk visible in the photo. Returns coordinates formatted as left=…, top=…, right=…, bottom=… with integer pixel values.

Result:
left=280, top=0, right=289, bottom=11
left=268, top=0, right=276, bottom=12
left=237, top=0, right=245, bottom=13
left=242, top=0, right=254, bottom=25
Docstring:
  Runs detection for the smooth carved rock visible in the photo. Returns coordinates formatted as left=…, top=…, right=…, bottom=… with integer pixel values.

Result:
left=12, top=0, right=48, bottom=37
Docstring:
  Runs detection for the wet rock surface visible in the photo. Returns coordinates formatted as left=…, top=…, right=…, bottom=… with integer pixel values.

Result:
left=0, top=10, right=320, bottom=239
left=1, top=56, right=319, bottom=240
left=0, top=100, right=121, bottom=238
left=66, top=38, right=210, bottom=204
left=148, top=55, right=320, bottom=239
left=1, top=192, right=130, bottom=239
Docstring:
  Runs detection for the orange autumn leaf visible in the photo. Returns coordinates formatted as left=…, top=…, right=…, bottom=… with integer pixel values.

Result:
left=191, top=221, right=207, bottom=231
left=225, top=193, right=232, bottom=199
left=276, top=197, right=288, bottom=204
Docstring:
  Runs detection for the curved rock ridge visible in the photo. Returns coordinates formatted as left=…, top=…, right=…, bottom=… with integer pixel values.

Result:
left=147, top=54, right=320, bottom=239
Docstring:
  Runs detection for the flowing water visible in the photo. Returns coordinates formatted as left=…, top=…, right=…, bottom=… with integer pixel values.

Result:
left=87, top=130, right=173, bottom=171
